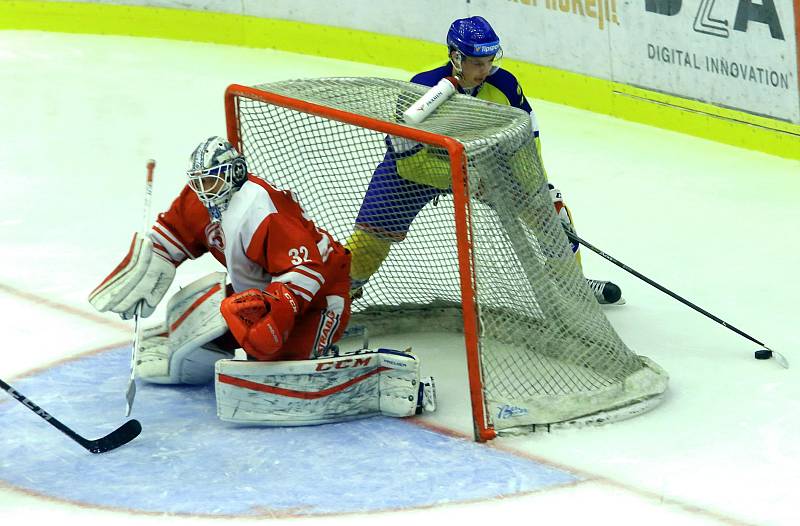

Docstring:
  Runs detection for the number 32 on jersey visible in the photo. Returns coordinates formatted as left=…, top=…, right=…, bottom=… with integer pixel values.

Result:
left=288, top=246, right=310, bottom=265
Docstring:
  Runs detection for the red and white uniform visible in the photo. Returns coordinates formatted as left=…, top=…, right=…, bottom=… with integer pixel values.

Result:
left=150, top=175, right=351, bottom=360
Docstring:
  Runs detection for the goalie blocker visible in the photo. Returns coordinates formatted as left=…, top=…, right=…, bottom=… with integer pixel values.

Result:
left=215, top=349, right=436, bottom=425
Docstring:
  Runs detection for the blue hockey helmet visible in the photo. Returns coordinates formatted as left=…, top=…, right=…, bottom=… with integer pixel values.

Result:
left=446, top=16, right=502, bottom=58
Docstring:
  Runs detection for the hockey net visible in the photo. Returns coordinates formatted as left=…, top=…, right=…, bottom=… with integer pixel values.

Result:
left=224, top=78, right=668, bottom=441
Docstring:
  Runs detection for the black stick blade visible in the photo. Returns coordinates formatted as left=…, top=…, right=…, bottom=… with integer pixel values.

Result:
left=83, top=419, right=142, bottom=454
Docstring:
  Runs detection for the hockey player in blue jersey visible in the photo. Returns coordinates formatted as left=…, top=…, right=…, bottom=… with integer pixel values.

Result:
left=346, top=15, right=624, bottom=305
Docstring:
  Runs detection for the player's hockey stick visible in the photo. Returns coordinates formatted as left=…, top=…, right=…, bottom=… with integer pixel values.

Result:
left=1, top=378, right=142, bottom=453
left=402, top=77, right=458, bottom=124
left=568, top=231, right=790, bottom=369
left=125, top=159, right=156, bottom=416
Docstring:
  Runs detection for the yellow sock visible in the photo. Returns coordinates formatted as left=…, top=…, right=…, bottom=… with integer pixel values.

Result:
left=345, top=229, right=391, bottom=283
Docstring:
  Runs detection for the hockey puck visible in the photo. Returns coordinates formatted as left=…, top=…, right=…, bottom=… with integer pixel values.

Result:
left=754, top=349, right=772, bottom=360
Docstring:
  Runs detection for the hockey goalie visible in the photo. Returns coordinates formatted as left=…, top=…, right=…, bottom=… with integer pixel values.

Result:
left=88, top=136, right=435, bottom=425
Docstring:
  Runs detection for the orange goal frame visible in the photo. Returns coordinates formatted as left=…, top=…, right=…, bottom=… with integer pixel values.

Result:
left=224, top=84, right=496, bottom=441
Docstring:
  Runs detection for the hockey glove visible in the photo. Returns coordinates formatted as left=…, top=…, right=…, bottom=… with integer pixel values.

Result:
left=548, top=184, right=579, bottom=255
left=220, top=282, right=300, bottom=360
left=89, top=233, right=176, bottom=319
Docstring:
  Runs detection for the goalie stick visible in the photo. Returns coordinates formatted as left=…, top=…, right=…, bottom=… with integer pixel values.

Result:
left=568, top=231, right=790, bottom=368
left=125, top=159, right=156, bottom=417
left=1, top=378, right=142, bottom=453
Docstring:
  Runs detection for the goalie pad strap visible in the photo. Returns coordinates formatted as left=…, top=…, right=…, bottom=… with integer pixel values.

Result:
left=215, top=350, right=423, bottom=425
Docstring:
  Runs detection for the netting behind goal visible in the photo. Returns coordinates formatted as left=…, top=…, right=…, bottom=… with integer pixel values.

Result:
left=225, top=78, right=668, bottom=441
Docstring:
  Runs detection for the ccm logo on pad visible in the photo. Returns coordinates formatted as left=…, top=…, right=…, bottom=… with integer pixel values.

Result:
left=315, top=357, right=373, bottom=371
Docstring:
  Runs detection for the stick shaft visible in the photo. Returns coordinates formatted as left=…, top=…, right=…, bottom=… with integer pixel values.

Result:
left=125, top=301, right=142, bottom=417
left=569, top=232, right=768, bottom=348
left=127, top=159, right=156, bottom=416
left=142, top=160, right=155, bottom=234
left=0, top=378, right=142, bottom=453
left=0, top=378, right=90, bottom=444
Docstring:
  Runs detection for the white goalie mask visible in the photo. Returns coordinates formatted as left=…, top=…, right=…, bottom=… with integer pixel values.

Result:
left=187, top=136, right=248, bottom=218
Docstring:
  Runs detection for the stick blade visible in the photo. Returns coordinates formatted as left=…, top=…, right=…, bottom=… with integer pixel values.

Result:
left=87, top=419, right=142, bottom=454
left=772, top=350, right=790, bottom=369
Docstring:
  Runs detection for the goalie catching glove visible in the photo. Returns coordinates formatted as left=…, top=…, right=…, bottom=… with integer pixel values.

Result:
left=220, top=282, right=300, bottom=360
left=89, top=233, right=176, bottom=319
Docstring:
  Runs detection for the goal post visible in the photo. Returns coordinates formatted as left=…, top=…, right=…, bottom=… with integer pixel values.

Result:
left=224, top=79, right=669, bottom=441
left=225, top=82, right=492, bottom=440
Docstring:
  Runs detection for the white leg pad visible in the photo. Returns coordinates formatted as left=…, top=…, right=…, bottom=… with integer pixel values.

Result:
left=135, top=334, right=170, bottom=381
left=215, top=349, right=436, bottom=425
left=136, top=272, right=231, bottom=385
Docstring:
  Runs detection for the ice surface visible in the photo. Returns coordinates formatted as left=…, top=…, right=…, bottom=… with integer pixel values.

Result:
left=1, top=30, right=799, bottom=525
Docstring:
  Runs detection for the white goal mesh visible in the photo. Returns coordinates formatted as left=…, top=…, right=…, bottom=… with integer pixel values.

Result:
left=225, top=78, right=668, bottom=439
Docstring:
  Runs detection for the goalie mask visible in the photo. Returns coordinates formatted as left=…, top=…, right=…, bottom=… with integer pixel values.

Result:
left=187, top=136, right=248, bottom=219
left=446, top=16, right=503, bottom=79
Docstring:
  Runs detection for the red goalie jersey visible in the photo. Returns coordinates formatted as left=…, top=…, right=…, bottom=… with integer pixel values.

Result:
left=151, top=174, right=351, bottom=361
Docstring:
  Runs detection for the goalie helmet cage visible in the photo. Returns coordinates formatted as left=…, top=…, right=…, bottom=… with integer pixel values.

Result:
left=224, top=78, right=669, bottom=442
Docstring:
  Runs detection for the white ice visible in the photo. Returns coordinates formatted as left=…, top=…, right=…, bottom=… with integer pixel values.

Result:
left=1, top=30, right=799, bottom=526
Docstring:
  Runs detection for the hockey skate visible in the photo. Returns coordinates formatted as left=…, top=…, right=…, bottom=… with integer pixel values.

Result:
left=586, top=279, right=625, bottom=305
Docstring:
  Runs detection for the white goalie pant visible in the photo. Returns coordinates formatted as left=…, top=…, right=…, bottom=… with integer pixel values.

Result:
left=215, top=349, right=436, bottom=425
left=136, top=272, right=232, bottom=385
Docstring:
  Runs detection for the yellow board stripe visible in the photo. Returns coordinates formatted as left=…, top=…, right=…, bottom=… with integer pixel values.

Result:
left=504, top=59, right=800, bottom=160
left=0, top=1, right=443, bottom=70
left=2, top=0, right=798, bottom=160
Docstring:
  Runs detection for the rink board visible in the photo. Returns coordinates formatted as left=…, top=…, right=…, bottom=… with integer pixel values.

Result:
left=0, top=346, right=579, bottom=516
